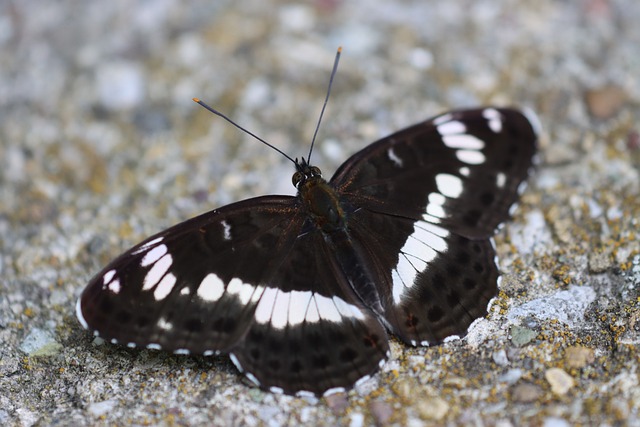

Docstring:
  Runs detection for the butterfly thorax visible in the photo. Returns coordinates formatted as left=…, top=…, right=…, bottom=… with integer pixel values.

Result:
left=293, top=159, right=345, bottom=232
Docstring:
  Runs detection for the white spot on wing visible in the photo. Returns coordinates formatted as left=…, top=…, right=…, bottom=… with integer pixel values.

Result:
left=75, top=298, right=89, bottom=329
left=221, top=220, right=232, bottom=240
left=496, top=172, right=506, bottom=188
left=393, top=222, right=448, bottom=304
left=402, top=227, right=436, bottom=265
left=132, top=236, right=164, bottom=255
left=157, top=317, right=173, bottom=332
left=392, top=255, right=416, bottom=303
left=254, top=287, right=278, bottom=324
left=246, top=372, right=261, bottom=386
left=426, top=203, right=446, bottom=219
left=229, top=353, right=244, bottom=372
left=142, top=253, right=173, bottom=291
left=435, top=173, right=464, bottom=198
left=107, top=279, right=121, bottom=294
left=270, top=386, right=284, bottom=394
left=418, top=221, right=450, bottom=238
left=147, top=343, right=161, bottom=350
left=180, top=287, right=190, bottom=295
left=174, top=349, right=190, bottom=355
left=254, top=288, right=363, bottom=326
left=483, top=108, right=502, bottom=133
left=270, top=289, right=290, bottom=329
left=456, top=149, right=486, bottom=165
left=315, top=294, right=342, bottom=323
left=459, top=166, right=470, bottom=176
left=437, top=120, right=466, bottom=135
left=387, top=147, right=403, bottom=167
left=305, top=295, right=320, bottom=323
left=442, top=134, right=484, bottom=149
left=227, top=278, right=260, bottom=305
left=103, top=269, right=116, bottom=285
left=197, top=273, right=225, bottom=302
left=433, top=113, right=453, bottom=126
left=333, top=296, right=366, bottom=321
left=287, top=291, right=313, bottom=326
left=426, top=192, right=447, bottom=219
left=250, top=285, right=265, bottom=303
left=140, top=244, right=168, bottom=267
left=154, top=273, right=176, bottom=300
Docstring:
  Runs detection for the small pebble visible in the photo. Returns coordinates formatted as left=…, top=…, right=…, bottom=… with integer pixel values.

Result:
left=564, top=346, right=595, bottom=369
left=493, top=349, right=509, bottom=366
left=585, top=85, right=627, bottom=119
left=545, top=368, right=575, bottom=395
left=542, top=417, right=570, bottom=427
left=500, top=369, right=523, bottom=385
left=97, top=62, right=145, bottom=110
left=589, top=251, right=612, bottom=273
left=19, top=328, right=63, bottom=357
left=609, top=399, right=630, bottom=421
left=324, top=392, right=349, bottom=415
left=511, top=383, right=543, bottom=403
left=416, top=397, right=449, bottom=421
left=87, top=399, right=118, bottom=417
left=349, top=412, right=364, bottom=427
left=369, top=400, right=393, bottom=425
left=510, top=326, right=537, bottom=347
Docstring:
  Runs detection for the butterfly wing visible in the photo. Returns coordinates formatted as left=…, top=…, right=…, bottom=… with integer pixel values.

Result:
left=229, top=227, right=389, bottom=396
left=332, top=108, right=537, bottom=237
left=330, top=108, right=537, bottom=344
left=77, top=195, right=388, bottom=396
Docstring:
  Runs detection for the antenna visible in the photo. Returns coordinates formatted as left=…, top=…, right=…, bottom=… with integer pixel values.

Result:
left=307, top=46, right=342, bottom=164
left=192, top=98, right=296, bottom=165
left=193, top=46, right=343, bottom=167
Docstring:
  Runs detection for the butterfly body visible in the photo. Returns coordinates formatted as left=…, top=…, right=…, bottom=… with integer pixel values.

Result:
left=77, top=107, right=538, bottom=396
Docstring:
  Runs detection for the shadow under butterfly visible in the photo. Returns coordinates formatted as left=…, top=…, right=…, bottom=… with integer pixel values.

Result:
left=76, top=48, right=538, bottom=397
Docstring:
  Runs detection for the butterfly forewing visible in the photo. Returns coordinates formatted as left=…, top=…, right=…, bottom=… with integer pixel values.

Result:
left=77, top=106, right=537, bottom=396
left=79, top=196, right=303, bottom=353
left=332, top=108, right=537, bottom=238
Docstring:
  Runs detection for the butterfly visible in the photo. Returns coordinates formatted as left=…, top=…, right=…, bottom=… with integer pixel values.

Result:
left=76, top=49, right=538, bottom=397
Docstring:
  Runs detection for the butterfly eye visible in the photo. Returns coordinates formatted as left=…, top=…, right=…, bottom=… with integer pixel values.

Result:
left=310, top=166, right=322, bottom=177
left=292, top=171, right=303, bottom=188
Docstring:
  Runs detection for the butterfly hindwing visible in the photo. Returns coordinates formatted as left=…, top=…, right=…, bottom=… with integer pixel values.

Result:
left=78, top=196, right=304, bottom=353
left=346, top=210, right=499, bottom=345
left=230, top=229, right=388, bottom=396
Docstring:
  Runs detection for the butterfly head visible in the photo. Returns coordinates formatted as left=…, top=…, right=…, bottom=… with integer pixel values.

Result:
left=292, top=158, right=323, bottom=189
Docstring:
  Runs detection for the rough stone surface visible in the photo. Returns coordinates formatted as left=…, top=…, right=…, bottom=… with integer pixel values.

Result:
left=1, top=1, right=639, bottom=426
left=545, top=368, right=575, bottom=396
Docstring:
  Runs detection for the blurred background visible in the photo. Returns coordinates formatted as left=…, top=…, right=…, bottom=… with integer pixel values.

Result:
left=1, top=1, right=638, bottom=426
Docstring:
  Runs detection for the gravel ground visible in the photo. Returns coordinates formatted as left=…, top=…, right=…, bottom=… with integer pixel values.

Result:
left=1, top=1, right=639, bottom=426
